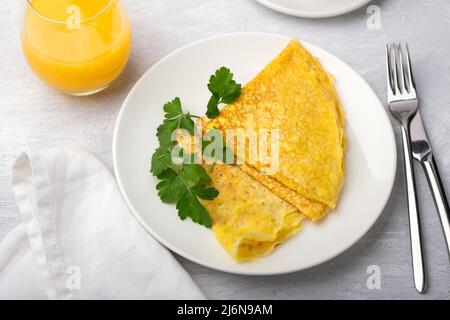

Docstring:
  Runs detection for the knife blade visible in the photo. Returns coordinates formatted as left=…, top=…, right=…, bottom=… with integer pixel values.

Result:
left=410, top=110, right=431, bottom=161
left=410, top=110, right=450, bottom=258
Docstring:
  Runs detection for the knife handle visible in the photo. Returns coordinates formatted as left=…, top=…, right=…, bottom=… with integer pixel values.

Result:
left=401, top=124, right=427, bottom=293
left=422, top=154, right=450, bottom=258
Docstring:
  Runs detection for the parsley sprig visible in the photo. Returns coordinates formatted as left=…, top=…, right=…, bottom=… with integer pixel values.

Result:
left=156, top=166, right=218, bottom=227
left=150, top=67, right=241, bottom=228
left=157, top=97, right=195, bottom=150
left=206, top=67, right=241, bottom=119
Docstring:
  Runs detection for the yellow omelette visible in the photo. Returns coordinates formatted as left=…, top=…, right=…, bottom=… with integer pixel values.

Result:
left=201, top=164, right=305, bottom=262
left=176, top=131, right=305, bottom=262
left=180, top=38, right=346, bottom=261
left=206, top=38, right=346, bottom=221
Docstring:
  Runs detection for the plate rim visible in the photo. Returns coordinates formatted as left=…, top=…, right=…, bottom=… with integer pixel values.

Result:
left=112, top=32, right=397, bottom=275
left=254, top=0, right=373, bottom=18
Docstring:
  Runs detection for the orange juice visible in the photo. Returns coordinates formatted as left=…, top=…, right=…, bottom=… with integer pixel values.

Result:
left=21, top=0, right=132, bottom=94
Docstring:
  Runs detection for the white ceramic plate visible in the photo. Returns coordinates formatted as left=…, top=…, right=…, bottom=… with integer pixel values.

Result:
left=113, top=33, right=396, bottom=275
left=255, top=0, right=372, bottom=18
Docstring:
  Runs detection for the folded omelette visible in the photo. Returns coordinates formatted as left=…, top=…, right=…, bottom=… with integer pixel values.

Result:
left=176, top=133, right=304, bottom=262
left=192, top=38, right=345, bottom=262
left=201, top=164, right=305, bottom=262
left=206, top=39, right=346, bottom=222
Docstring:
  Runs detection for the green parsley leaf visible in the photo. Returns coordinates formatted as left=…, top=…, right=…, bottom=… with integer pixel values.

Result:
left=155, top=167, right=217, bottom=227
left=180, top=164, right=211, bottom=184
left=163, top=97, right=183, bottom=118
left=159, top=98, right=195, bottom=145
left=207, top=67, right=240, bottom=98
left=176, top=191, right=212, bottom=227
left=157, top=120, right=178, bottom=149
left=151, top=68, right=242, bottom=228
left=191, top=183, right=219, bottom=200
left=206, top=95, right=220, bottom=119
left=151, top=147, right=172, bottom=176
left=179, top=113, right=195, bottom=134
left=155, top=168, right=185, bottom=203
left=206, top=67, right=241, bottom=119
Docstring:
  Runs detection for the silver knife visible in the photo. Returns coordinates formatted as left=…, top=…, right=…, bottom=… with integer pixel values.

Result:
left=410, top=110, right=450, bottom=258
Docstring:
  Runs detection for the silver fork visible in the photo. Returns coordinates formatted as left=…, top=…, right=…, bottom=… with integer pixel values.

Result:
left=386, top=43, right=426, bottom=293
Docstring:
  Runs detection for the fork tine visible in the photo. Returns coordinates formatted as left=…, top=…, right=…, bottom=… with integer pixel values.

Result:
left=402, top=43, right=416, bottom=94
left=395, top=43, right=405, bottom=94
left=400, top=44, right=411, bottom=93
left=386, top=44, right=394, bottom=95
left=389, top=44, right=399, bottom=95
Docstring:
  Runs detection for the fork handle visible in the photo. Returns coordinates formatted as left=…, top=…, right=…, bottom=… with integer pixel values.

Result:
left=401, top=123, right=427, bottom=293
left=421, top=154, right=450, bottom=258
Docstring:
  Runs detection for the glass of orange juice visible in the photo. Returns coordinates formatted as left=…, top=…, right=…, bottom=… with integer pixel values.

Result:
left=21, top=0, right=132, bottom=95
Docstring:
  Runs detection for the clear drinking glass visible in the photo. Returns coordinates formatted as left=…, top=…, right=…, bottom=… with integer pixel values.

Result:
left=21, top=0, right=132, bottom=95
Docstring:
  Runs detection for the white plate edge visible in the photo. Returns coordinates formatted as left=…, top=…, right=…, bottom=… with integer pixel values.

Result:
left=254, top=0, right=373, bottom=18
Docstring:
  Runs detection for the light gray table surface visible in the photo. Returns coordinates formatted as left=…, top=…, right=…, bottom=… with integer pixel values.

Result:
left=1, top=0, right=450, bottom=300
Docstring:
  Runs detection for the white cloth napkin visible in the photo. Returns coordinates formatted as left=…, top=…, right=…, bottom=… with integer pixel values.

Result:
left=0, top=148, right=204, bottom=299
